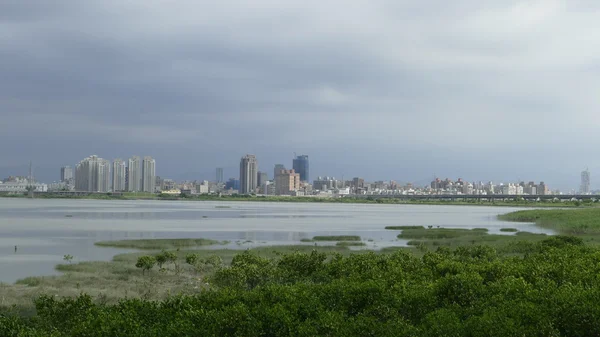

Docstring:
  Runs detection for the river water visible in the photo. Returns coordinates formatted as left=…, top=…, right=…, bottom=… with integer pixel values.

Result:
left=0, top=199, right=547, bottom=283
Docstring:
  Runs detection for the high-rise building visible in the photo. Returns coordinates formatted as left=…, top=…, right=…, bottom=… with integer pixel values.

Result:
left=112, top=159, right=126, bottom=192
left=257, top=171, right=268, bottom=186
left=275, top=169, right=300, bottom=195
left=580, top=169, right=591, bottom=194
left=538, top=182, right=548, bottom=195
left=292, top=155, right=309, bottom=182
left=239, top=155, right=258, bottom=194
left=127, top=156, right=141, bottom=192
left=75, top=155, right=111, bottom=192
left=274, top=164, right=285, bottom=179
left=142, top=156, right=156, bottom=193
left=60, top=166, right=73, bottom=182
left=352, top=177, right=365, bottom=193
left=216, top=168, right=224, bottom=183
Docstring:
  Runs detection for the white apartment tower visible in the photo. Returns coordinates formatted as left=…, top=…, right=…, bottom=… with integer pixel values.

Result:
left=581, top=169, right=591, bottom=194
left=239, top=155, right=258, bottom=194
left=75, top=155, right=111, bottom=192
left=127, top=156, right=141, bottom=192
left=112, top=159, right=126, bottom=192
left=142, top=156, right=156, bottom=193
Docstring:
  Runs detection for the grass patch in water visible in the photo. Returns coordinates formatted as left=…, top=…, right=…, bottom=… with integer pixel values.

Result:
left=312, top=235, right=361, bottom=241
left=500, top=228, right=518, bottom=232
left=385, top=226, right=425, bottom=230
left=397, top=228, right=486, bottom=240
left=95, top=238, right=221, bottom=250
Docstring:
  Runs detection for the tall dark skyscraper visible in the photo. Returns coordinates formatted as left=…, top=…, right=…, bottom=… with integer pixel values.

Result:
left=292, top=155, right=309, bottom=182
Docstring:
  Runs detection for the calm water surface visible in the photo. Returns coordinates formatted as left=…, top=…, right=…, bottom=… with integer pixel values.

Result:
left=0, top=199, right=548, bottom=283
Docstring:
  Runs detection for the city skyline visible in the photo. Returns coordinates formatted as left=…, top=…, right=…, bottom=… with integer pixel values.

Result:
left=4, top=153, right=598, bottom=193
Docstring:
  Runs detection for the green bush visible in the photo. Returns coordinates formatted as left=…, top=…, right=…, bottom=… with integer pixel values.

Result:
left=5, top=242, right=600, bottom=336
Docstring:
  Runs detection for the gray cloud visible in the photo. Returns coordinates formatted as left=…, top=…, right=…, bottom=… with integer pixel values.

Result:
left=1, top=0, right=599, bottom=190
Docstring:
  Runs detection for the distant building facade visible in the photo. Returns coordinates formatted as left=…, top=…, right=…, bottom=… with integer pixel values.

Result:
left=257, top=171, right=268, bottom=187
left=127, top=156, right=141, bottom=192
left=216, top=168, right=224, bottom=183
left=239, top=155, right=258, bottom=194
left=112, top=159, right=126, bottom=192
left=60, top=166, right=73, bottom=183
left=581, top=169, right=591, bottom=194
left=274, top=164, right=285, bottom=179
left=0, top=181, right=48, bottom=193
left=142, top=156, right=156, bottom=193
left=292, top=155, right=309, bottom=182
left=275, top=169, right=300, bottom=195
left=75, top=155, right=111, bottom=192
left=225, top=178, right=240, bottom=191
left=313, top=176, right=340, bottom=191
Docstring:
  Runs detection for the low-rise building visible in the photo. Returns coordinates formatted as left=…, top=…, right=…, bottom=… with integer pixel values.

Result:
left=0, top=182, right=48, bottom=193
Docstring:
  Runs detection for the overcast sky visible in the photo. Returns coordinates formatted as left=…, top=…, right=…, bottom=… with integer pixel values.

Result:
left=1, top=0, right=599, bottom=190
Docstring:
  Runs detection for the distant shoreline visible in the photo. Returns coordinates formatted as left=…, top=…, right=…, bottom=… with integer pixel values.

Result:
left=0, top=193, right=587, bottom=208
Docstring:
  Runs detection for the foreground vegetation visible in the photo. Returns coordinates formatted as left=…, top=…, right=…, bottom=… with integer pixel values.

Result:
left=3, top=207, right=600, bottom=335
left=3, top=236, right=600, bottom=336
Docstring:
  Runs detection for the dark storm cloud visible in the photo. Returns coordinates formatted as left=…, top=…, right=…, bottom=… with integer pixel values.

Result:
left=1, top=0, right=599, bottom=189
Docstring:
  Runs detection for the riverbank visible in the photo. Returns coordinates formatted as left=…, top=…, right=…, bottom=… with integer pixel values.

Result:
left=1, top=192, right=592, bottom=208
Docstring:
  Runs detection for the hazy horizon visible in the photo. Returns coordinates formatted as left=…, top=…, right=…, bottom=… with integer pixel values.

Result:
left=2, top=1, right=599, bottom=191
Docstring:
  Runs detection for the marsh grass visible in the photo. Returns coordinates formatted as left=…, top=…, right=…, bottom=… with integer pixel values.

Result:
left=312, top=235, right=361, bottom=241
left=1, top=245, right=352, bottom=312
left=500, top=228, right=519, bottom=232
left=95, top=238, right=222, bottom=250
left=401, top=228, right=549, bottom=254
left=397, top=228, right=486, bottom=240
left=498, top=208, right=600, bottom=235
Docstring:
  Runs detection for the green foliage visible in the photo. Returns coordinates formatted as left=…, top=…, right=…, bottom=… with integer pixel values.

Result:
left=499, top=228, right=518, bottom=232
left=499, top=208, right=600, bottom=234
left=135, top=256, right=156, bottom=275
left=62, top=255, right=74, bottom=264
left=7, top=244, right=600, bottom=335
left=312, top=235, right=361, bottom=241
